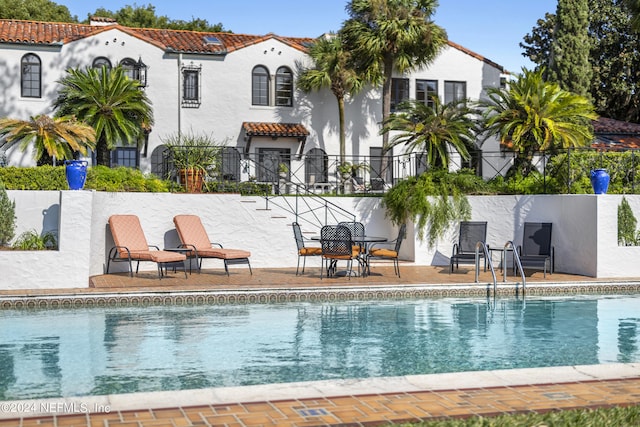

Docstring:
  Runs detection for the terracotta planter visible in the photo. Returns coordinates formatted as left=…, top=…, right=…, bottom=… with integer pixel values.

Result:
left=179, top=168, right=204, bottom=193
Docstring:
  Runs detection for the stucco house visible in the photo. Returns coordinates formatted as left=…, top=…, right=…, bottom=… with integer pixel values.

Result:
left=0, top=17, right=507, bottom=187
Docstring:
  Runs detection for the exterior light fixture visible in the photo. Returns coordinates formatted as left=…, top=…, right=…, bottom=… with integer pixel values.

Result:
left=135, top=57, right=147, bottom=87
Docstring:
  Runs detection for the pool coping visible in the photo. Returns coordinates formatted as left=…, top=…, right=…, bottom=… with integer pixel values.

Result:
left=2, top=280, right=640, bottom=309
left=1, top=363, right=639, bottom=419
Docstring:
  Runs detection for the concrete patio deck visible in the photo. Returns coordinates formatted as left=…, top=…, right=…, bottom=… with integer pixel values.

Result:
left=1, top=265, right=639, bottom=426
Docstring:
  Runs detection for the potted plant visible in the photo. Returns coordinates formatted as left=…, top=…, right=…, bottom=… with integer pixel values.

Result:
left=338, top=161, right=369, bottom=180
left=278, top=163, right=289, bottom=179
left=163, top=131, right=222, bottom=193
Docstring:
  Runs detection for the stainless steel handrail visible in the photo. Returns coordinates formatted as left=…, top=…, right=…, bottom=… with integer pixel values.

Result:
left=504, top=240, right=526, bottom=292
left=475, top=241, right=497, bottom=295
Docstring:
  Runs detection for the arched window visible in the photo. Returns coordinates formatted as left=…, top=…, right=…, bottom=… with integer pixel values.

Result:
left=221, top=147, right=241, bottom=182
left=21, top=54, right=41, bottom=98
left=275, top=66, right=293, bottom=107
left=252, top=65, right=269, bottom=106
left=92, top=57, right=112, bottom=70
left=305, top=148, right=328, bottom=184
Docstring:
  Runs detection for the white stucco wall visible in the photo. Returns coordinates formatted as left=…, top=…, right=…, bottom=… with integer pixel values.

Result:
left=0, top=27, right=505, bottom=178
left=3, top=191, right=637, bottom=290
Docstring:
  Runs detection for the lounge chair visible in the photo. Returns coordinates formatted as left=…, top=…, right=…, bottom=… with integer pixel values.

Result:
left=106, top=214, right=187, bottom=279
left=450, top=221, right=488, bottom=273
left=173, top=214, right=252, bottom=276
left=320, top=225, right=360, bottom=279
left=292, top=222, right=322, bottom=275
left=518, top=222, right=554, bottom=277
left=366, top=224, right=406, bottom=277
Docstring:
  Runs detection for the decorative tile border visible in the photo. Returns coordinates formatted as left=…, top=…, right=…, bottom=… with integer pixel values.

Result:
left=1, top=282, right=640, bottom=309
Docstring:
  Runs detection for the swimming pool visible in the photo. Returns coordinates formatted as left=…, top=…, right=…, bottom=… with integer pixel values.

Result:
left=1, top=294, right=639, bottom=400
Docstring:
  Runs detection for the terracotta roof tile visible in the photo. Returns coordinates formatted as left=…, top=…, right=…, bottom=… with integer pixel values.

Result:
left=242, top=122, right=309, bottom=138
left=0, top=19, right=315, bottom=54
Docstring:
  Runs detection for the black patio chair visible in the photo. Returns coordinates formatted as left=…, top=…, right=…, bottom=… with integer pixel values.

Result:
left=292, top=222, right=322, bottom=275
left=320, top=225, right=359, bottom=279
left=366, top=224, right=406, bottom=277
left=518, top=222, right=554, bottom=277
left=450, top=221, right=488, bottom=273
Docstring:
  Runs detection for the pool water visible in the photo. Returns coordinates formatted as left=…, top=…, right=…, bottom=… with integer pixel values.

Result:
left=1, top=294, right=639, bottom=400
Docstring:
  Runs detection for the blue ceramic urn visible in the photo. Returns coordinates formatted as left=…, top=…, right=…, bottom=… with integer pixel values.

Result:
left=65, top=160, right=88, bottom=190
left=590, top=169, right=610, bottom=194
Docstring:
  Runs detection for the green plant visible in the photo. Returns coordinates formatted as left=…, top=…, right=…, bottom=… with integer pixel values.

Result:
left=278, top=163, right=289, bottom=174
left=12, top=229, right=57, bottom=250
left=337, top=161, right=369, bottom=178
left=0, top=181, right=15, bottom=246
left=162, top=131, right=223, bottom=175
left=618, top=196, right=640, bottom=246
left=382, top=170, right=471, bottom=247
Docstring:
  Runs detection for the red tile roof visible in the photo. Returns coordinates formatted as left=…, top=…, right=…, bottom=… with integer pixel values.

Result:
left=0, top=19, right=314, bottom=54
left=0, top=19, right=503, bottom=71
left=242, top=122, right=309, bottom=138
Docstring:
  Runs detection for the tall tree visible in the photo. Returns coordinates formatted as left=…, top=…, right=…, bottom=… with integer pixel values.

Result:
left=54, top=66, right=153, bottom=167
left=548, top=0, right=592, bottom=97
left=341, top=0, right=447, bottom=156
left=0, top=0, right=75, bottom=22
left=522, top=0, right=640, bottom=122
left=380, top=97, right=477, bottom=169
left=0, top=115, right=95, bottom=163
left=86, top=4, right=226, bottom=32
left=480, top=68, right=598, bottom=176
left=297, top=33, right=364, bottom=164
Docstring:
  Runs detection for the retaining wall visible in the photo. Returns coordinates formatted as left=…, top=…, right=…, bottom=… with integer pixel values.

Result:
left=2, top=191, right=639, bottom=289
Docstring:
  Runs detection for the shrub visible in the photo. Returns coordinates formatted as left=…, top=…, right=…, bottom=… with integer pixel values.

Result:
left=12, top=229, right=57, bottom=250
left=618, top=197, right=640, bottom=246
left=0, top=181, right=16, bottom=245
left=0, top=165, right=170, bottom=192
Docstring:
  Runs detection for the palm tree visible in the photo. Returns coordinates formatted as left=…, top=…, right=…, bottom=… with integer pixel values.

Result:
left=381, top=96, right=478, bottom=169
left=53, top=66, right=153, bottom=166
left=0, top=114, right=95, bottom=163
left=480, top=67, right=598, bottom=176
left=297, top=33, right=364, bottom=164
left=341, top=0, right=447, bottom=155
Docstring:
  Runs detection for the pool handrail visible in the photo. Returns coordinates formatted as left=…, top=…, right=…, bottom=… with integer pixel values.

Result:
left=504, top=240, right=526, bottom=292
left=475, top=241, right=497, bottom=294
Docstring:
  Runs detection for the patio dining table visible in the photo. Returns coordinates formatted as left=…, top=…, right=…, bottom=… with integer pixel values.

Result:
left=311, top=234, right=388, bottom=277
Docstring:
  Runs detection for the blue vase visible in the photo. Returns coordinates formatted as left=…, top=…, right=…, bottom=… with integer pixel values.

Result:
left=65, top=160, right=88, bottom=190
left=590, top=169, right=610, bottom=194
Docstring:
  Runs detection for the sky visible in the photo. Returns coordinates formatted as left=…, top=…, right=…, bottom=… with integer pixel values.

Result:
left=60, top=0, right=558, bottom=74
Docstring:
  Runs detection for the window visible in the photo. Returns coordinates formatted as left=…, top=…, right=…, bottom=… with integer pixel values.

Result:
left=369, top=147, right=393, bottom=190
left=416, top=79, right=437, bottom=108
left=92, top=57, right=112, bottom=70
left=181, top=64, right=201, bottom=107
left=252, top=66, right=269, bottom=106
left=444, top=81, right=466, bottom=103
left=257, top=148, right=289, bottom=182
left=111, top=147, right=139, bottom=168
left=305, top=148, right=328, bottom=184
left=391, top=78, right=409, bottom=112
left=221, top=147, right=241, bottom=182
left=275, top=66, right=293, bottom=107
left=21, top=54, right=41, bottom=98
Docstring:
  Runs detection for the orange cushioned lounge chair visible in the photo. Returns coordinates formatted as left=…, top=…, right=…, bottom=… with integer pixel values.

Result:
left=173, top=214, right=252, bottom=276
left=106, top=214, right=187, bottom=279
